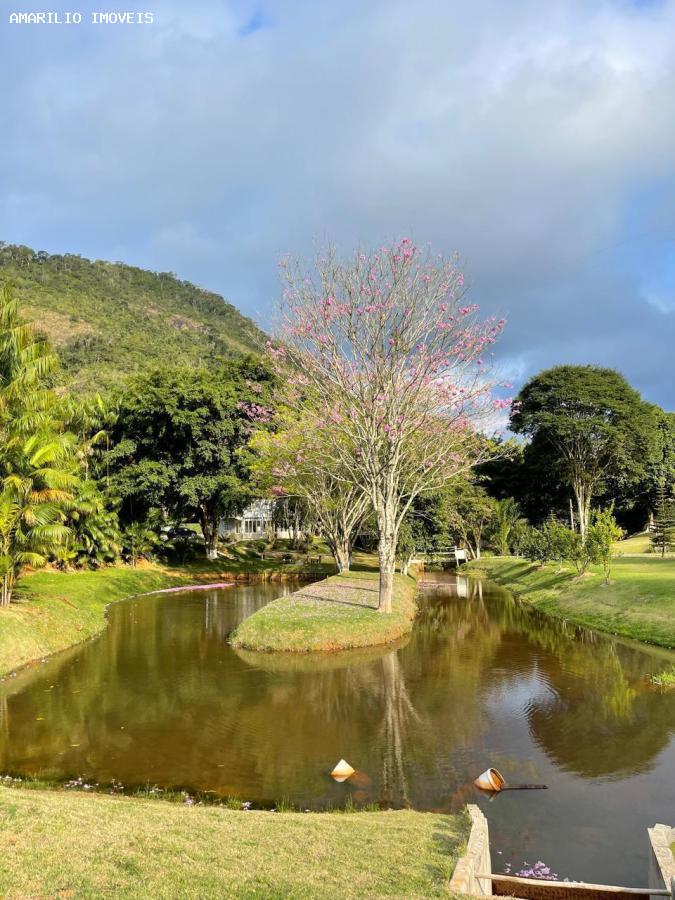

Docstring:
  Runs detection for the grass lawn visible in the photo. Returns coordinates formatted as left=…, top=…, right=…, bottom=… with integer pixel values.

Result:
left=612, top=531, right=663, bottom=555
left=464, top=556, right=675, bottom=648
left=0, top=549, right=336, bottom=679
left=0, top=787, right=467, bottom=899
left=231, top=571, right=419, bottom=652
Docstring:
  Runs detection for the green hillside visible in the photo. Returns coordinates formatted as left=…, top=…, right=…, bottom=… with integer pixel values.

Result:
left=0, top=242, right=267, bottom=392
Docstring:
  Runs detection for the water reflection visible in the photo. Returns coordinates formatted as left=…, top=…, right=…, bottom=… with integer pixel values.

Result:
left=379, top=650, right=421, bottom=805
left=0, top=574, right=674, bottom=885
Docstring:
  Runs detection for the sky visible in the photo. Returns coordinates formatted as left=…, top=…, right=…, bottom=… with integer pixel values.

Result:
left=2, top=0, right=675, bottom=408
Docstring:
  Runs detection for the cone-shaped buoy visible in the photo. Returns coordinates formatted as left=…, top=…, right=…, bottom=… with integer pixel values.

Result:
left=473, top=768, right=505, bottom=792
left=331, top=759, right=355, bottom=782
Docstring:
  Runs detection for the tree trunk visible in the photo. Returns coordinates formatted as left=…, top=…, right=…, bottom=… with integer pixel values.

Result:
left=574, top=483, right=590, bottom=540
left=206, top=543, right=218, bottom=561
left=335, top=544, right=350, bottom=573
left=378, top=535, right=396, bottom=613
left=201, top=509, right=219, bottom=560
left=325, top=531, right=351, bottom=572
left=1, top=573, right=13, bottom=608
left=400, top=555, right=414, bottom=578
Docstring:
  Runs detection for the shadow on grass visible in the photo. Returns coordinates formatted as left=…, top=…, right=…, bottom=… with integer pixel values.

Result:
left=290, top=586, right=380, bottom=611
left=350, top=561, right=379, bottom=573
left=427, top=819, right=467, bottom=884
left=514, top=574, right=575, bottom=596
left=475, top=561, right=576, bottom=596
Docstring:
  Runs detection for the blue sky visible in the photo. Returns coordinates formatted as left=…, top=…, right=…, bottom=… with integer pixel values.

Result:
left=2, top=0, right=675, bottom=407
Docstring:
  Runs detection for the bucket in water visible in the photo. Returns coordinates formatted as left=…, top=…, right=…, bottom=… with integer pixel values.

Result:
left=473, top=768, right=506, bottom=792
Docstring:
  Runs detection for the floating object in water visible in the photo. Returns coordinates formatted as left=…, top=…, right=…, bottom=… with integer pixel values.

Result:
left=331, top=759, right=355, bottom=782
left=474, top=768, right=505, bottom=791
left=473, top=768, right=547, bottom=792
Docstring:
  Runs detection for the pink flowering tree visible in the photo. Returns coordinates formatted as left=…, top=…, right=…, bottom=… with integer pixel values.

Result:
left=271, top=240, right=508, bottom=612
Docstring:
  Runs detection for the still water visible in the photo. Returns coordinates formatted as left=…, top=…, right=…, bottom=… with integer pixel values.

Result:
left=1, top=574, right=674, bottom=886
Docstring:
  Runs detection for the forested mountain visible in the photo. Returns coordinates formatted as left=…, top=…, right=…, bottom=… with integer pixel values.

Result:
left=0, top=242, right=267, bottom=392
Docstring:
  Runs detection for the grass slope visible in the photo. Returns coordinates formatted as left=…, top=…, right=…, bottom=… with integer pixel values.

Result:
left=613, top=531, right=656, bottom=555
left=0, top=787, right=467, bottom=899
left=231, top=571, right=419, bottom=652
left=465, top=556, right=675, bottom=647
left=0, top=552, right=333, bottom=678
left=0, top=242, right=266, bottom=391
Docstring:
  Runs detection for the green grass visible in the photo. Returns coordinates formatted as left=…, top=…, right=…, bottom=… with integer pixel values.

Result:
left=0, top=566, right=186, bottom=679
left=464, top=556, right=675, bottom=648
left=0, top=550, right=334, bottom=678
left=221, top=541, right=337, bottom=577
left=649, top=666, right=675, bottom=689
left=231, top=571, right=419, bottom=652
left=613, top=531, right=656, bottom=555
left=0, top=786, right=467, bottom=899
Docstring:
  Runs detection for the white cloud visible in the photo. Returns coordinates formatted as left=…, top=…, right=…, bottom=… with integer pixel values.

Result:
left=2, top=0, right=675, bottom=405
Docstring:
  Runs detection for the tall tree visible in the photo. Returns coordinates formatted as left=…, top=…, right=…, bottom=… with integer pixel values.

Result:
left=272, top=240, right=505, bottom=611
left=0, top=284, right=76, bottom=606
left=511, top=366, right=657, bottom=538
left=651, top=482, right=675, bottom=558
left=443, top=480, right=495, bottom=559
left=251, top=413, right=369, bottom=572
left=271, top=496, right=312, bottom=550
left=109, top=358, right=274, bottom=559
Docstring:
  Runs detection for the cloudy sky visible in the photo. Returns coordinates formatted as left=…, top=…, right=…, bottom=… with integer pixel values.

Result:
left=2, top=0, right=675, bottom=407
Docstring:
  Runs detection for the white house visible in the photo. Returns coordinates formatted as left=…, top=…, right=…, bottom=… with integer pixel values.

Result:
left=219, top=499, right=291, bottom=540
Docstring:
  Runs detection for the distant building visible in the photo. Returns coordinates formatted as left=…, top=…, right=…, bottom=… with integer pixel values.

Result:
left=219, top=499, right=291, bottom=539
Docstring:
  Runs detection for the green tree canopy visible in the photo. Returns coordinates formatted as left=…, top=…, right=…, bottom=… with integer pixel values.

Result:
left=108, top=357, right=274, bottom=558
left=510, top=365, right=660, bottom=536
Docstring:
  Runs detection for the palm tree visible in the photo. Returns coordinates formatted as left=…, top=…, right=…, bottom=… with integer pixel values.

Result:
left=0, top=284, right=77, bottom=606
left=492, top=497, right=524, bottom=556
left=122, top=521, right=157, bottom=568
left=0, top=461, right=73, bottom=607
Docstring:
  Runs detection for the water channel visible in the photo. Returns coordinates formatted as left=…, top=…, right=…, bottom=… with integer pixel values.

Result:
left=1, top=573, right=673, bottom=886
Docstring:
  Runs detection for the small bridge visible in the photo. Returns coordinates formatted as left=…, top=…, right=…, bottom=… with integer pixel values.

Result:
left=424, top=546, right=468, bottom=566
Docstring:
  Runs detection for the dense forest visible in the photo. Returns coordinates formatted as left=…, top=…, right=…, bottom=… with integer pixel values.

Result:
left=0, top=242, right=266, bottom=391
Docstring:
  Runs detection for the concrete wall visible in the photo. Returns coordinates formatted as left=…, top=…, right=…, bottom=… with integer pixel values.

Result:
left=648, top=824, right=675, bottom=900
left=448, top=804, right=492, bottom=896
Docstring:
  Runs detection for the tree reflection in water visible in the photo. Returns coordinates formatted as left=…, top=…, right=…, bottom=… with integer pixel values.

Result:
left=379, top=650, right=420, bottom=806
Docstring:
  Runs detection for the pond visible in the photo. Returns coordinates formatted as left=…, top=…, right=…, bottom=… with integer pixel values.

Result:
left=1, top=573, right=674, bottom=886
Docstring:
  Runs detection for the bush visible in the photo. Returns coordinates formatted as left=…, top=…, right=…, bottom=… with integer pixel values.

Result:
left=157, top=526, right=201, bottom=564
left=587, top=508, right=623, bottom=583
left=521, top=508, right=622, bottom=582
left=522, top=519, right=580, bottom=569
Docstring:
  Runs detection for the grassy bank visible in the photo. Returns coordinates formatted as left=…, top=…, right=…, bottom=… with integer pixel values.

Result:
left=465, top=556, right=675, bottom=647
left=0, top=786, right=466, bottom=899
left=231, top=571, right=419, bottom=652
left=0, top=551, right=333, bottom=679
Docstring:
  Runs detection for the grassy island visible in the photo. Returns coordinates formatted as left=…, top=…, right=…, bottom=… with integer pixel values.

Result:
left=464, top=556, right=675, bottom=648
left=0, top=786, right=467, bottom=899
left=0, top=551, right=334, bottom=679
left=231, top=571, right=419, bottom=653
